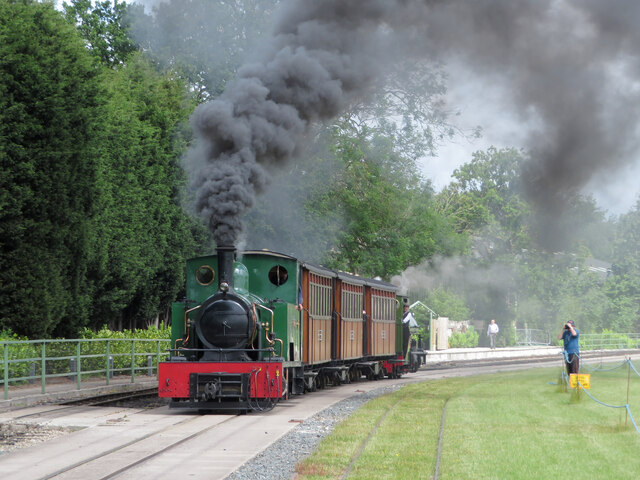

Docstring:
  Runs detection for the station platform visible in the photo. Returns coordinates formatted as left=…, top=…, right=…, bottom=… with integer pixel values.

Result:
left=424, top=345, right=562, bottom=364
left=0, top=375, right=158, bottom=412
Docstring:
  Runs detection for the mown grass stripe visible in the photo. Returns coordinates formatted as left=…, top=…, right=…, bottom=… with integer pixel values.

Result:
left=339, top=397, right=402, bottom=480
left=433, top=397, right=450, bottom=480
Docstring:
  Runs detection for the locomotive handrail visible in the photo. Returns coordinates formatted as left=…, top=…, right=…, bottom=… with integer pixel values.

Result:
left=254, top=304, right=278, bottom=356
left=176, top=305, right=201, bottom=350
left=254, top=304, right=274, bottom=340
left=1, top=338, right=170, bottom=401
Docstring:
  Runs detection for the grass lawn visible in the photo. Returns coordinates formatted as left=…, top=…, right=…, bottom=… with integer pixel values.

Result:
left=294, top=362, right=640, bottom=479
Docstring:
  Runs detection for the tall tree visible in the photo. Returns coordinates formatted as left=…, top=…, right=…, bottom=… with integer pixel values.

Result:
left=317, top=129, right=466, bottom=278
left=128, top=0, right=280, bottom=102
left=437, top=146, right=531, bottom=258
left=606, top=199, right=640, bottom=332
left=88, top=53, right=204, bottom=330
left=63, top=0, right=138, bottom=67
left=0, top=0, right=102, bottom=336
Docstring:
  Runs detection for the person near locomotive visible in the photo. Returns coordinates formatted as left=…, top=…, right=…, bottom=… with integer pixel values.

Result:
left=402, top=304, right=415, bottom=357
left=558, top=319, right=580, bottom=376
left=487, top=319, right=499, bottom=349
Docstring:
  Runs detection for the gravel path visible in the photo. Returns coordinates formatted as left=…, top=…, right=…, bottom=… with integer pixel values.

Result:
left=225, top=384, right=403, bottom=480
left=0, top=422, right=75, bottom=455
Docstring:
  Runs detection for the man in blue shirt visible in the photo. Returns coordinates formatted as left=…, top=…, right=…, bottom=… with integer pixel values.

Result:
left=558, top=319, right=579, bottom=376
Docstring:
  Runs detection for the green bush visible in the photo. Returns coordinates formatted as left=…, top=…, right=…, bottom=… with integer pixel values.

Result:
left=75, top=327, right=171, bottom=375
left=578, top=330, right=640, bottom=350
left=0, top=329, right=39, bottom=383
left=449, top=325, right=479, bottom=348
left=1, top=327, right=171, bottom=383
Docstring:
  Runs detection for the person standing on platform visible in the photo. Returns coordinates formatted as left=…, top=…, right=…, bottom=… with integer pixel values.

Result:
left=558, top=319, right=579, bottom=376
left=487, top=319, right=499, bottom=349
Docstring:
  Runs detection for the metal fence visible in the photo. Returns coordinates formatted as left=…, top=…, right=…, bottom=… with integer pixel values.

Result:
left=1, top=338, right=170, bottom=400
left=516, top=330, right=640, bottom=351
left=579, top=333, right=640, bottom=351
left=515, top=329, right=551, bottom=346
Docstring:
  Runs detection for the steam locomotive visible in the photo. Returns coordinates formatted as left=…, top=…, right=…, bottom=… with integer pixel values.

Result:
left=158, top=247, right=424, bottom=412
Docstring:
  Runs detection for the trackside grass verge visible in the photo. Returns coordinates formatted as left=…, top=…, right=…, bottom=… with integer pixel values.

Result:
left=294, top=367, right=640, bottom=480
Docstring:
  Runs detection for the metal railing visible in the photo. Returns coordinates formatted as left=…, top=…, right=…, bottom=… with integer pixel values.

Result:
left=579, top=333, right=640, bottom=351
left=515, top=330, right=640, bottom=350
left=1, top=338, right=170, bottom=400
left=515, top=329, right=551, bottom=346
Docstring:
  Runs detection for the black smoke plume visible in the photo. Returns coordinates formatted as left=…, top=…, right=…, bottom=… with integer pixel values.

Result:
left=185, top=1, right=398, bottom=245
left=184, top=0, right=640, bottom=247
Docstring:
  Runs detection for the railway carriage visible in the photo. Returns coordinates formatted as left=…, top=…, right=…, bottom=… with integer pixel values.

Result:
left=158, top=247, right=422, bottom=412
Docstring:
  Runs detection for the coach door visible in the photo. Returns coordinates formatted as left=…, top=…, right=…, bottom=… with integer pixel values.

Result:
left=370, top=288, right=397, bottom=356
left=302, top=268, right=334, bottom=365
left=337, top=278, right=364, bottom=361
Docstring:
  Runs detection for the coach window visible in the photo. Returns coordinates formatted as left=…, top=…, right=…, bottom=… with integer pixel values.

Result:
left=195, top=265, right=215, bottom=286
left=268, top=265, right=289, bottom=286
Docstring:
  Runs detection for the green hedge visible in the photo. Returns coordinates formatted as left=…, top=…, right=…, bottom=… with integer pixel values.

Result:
left=449, top=325, right=479, bottom=348
left=1, top=327, right=171, bottom=384
left=0, top=330, right=38, bottom=381
left=578, top=330, right=640, bottom=350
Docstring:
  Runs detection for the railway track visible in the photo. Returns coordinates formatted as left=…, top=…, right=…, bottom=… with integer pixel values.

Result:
left=39, top=415, right=238, bottom=480
left=60, top=388, right=161, bottom=407
left=4, top=388, right=162, bottom=423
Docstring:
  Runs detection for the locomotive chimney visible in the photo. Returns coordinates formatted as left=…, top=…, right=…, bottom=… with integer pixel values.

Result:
left=216, top=245, right=236, bottom=292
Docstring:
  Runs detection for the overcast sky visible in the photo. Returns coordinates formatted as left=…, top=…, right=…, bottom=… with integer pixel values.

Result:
left=424, top=63, right=640, bottom=217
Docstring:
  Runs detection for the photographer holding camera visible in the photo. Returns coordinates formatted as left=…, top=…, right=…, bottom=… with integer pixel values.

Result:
left=558, top=319, right=580, bottom=376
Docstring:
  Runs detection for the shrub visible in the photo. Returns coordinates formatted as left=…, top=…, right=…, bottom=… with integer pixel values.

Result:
left=449, top=325, right=479, bottom=348
left=0, top=329, right=39, bottom=383
left=75, top=327, right=171, bottom=375
left=1, top=327, right=171, bottom=383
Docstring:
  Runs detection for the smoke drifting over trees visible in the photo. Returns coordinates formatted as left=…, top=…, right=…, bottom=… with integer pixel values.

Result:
left=180, top=0, right=640, bottom=248
left=184, top=1, right=401, bottom=245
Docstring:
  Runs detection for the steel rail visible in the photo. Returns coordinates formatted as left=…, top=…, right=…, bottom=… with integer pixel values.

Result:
left=38, top=415, right=238, bottom=480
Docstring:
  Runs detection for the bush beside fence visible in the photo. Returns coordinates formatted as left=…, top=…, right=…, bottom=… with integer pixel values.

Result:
left=1, top=328, right=171, bottom=400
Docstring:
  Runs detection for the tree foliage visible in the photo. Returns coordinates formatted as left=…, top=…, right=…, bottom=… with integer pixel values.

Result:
left=423, top=288, right=470, bottom=323
left=128, top=0, right=280, bottom=102
left=605, top=199, right=640, bottom=332
left=318, top=130, right=465, bottom=278
left=0, top=0, right=102, bottom=337
left=431, top=146, right=624, bottom=337
left=88, top=53, right=205, bottom=331
left=437, top=147, right=530, bottom=256
left=1, top=1, right=208, bottom=337
left=63, top=0, right=138, bottom=67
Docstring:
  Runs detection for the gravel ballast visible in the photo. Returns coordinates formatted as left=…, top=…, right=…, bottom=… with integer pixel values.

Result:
left=225, top=384, right=403, bottom=480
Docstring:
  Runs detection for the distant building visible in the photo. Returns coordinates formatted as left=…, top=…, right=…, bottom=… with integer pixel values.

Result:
left=583, top=257, right=612, bottom=281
